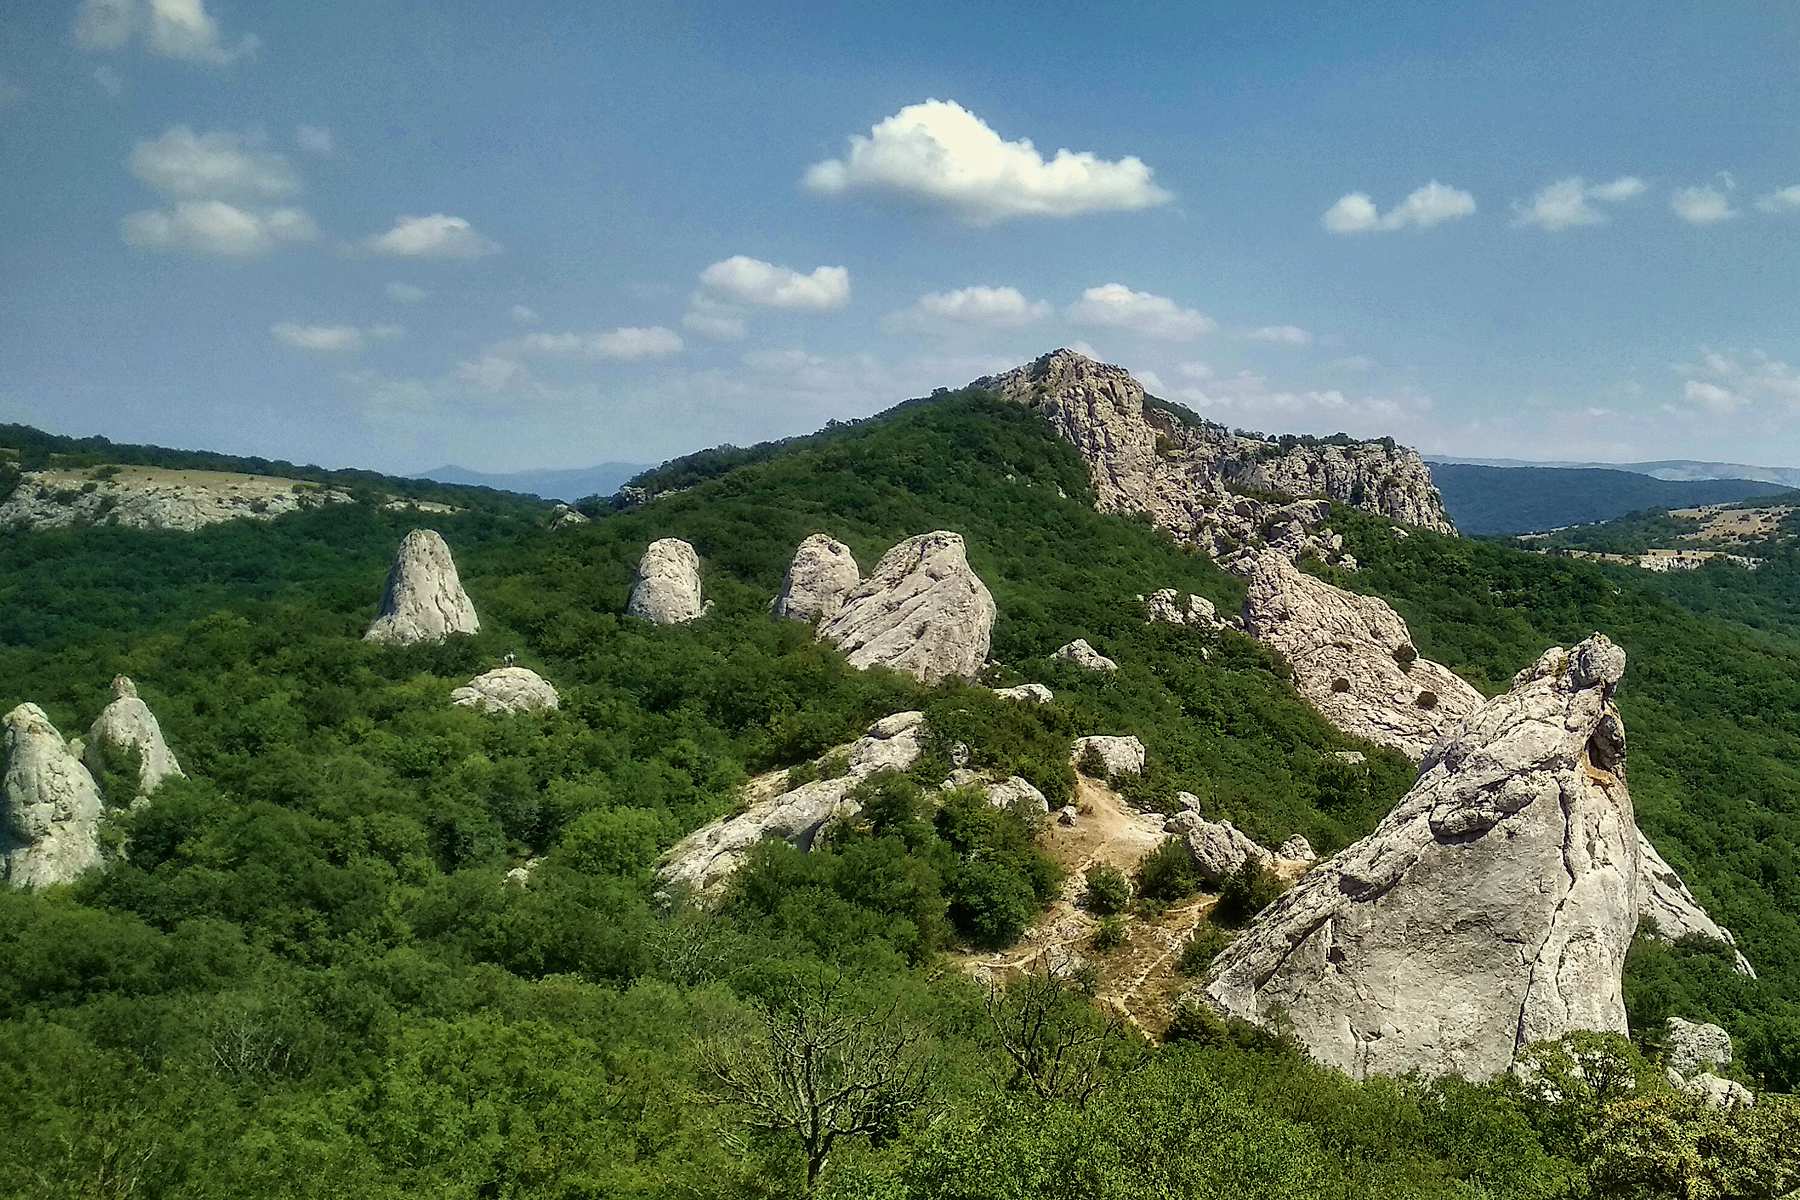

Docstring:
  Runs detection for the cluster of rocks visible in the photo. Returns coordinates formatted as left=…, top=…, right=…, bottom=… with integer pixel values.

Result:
left=814, top=532, right=995, bottom=684
left=1662, top=1017, right=1754, bottom=1108
left=1141, top=588, right=1222, bottom=627
left=3, top=677, right=185, bottom=889
left=0, top=467, right=352, bottom=532
left=975, top=350, right=1454, bottom=564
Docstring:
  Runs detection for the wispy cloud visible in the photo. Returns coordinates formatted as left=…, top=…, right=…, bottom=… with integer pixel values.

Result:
left=1322, top=181, right=1475, bottom=234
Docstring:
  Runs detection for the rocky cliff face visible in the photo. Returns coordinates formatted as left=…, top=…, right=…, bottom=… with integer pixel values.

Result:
left=1202, top=636, right=1641, bottom=1082
left=975, top=350, right=1455, bottom=561
left=817, top=532, right=994, bottom=683
left=364, top=530, right=481, bottom=645
left=3, top=704, right=105, bottom=889
left=627, top=538, right=710, bottom=624
left=84, top=676, right=184, bottom=802
left=0, top=466, right=351, bottom=532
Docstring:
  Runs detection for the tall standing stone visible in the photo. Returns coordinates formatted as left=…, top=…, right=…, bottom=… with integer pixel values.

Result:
left=772, top=534, right=860, bottom=623
left=817, top=531, right=995, bottom=683
left=364, top=530, right=480, bottom=645
left=84, top=676, right=185, bottom=802
left=3, top=704, right=105, bottom=889
left=627, top=537, right=709, bottom=624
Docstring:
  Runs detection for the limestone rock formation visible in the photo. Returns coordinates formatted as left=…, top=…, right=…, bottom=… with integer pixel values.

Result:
left=451, top=667, right=561, bottom=715
left=627, top=537, right=710, bottom=625
left=364, top=530, right=481, bottom=645
left=1181, top=818, right=1275, bottom=887
left=772, top=534, right=860, bottom=623
left=1072, top=735, right=1145, bottom=777
left=1637, top=836, right=1755, bottom=976
left=1278, top=834, right=1317, bottom=864
left=993, top=682, right=1054, bottom=704
left=1142, top=589, right=1220, bottom=627
left=942, top=769, right=1050, bottom=813
left=1202, top=635, right=1641, bottom=1082
left=1680, top=1073, right=1755, bottom=1109
left=659, top=712, right=926, bottom=899
left=1664, top=1017, right=1734, bottom=1079
left=3, top=705, right=105, bottom=889
left=1241, top=550, right=1483, bottom=759
left=1052, top=639, right=1118, bottom=672
left=0, top=466, right=351, bottom=532
left=84, top=676, right=184, bottom=801
left=550, top=504, right=590, bottom=530
left=816, top=532, right=994, bottom=683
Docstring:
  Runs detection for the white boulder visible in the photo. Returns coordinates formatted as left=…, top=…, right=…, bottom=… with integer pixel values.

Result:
left=84, top=676, right=184, bottom=802
left=817, top=532, right=995, bottom=683
left=3, top=705, right=105, bottom=889
left=773, top=534, right=860, bottom=623
left=1072, top=735, right=1145, bottom=777
left=993, top=682, right=1054, bottom=704
left=451, top=667, right=561, bottom=715
left=364, top=530, right=481, bottom=645
left=1053, top=639, right=1118, bottom=672
left=628, top=537, right=710, bottom=624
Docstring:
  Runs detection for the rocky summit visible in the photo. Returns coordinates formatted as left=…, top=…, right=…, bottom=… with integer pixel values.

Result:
left=364, top=529, right=481, bottom=645
left=1203, top=635, right=1641, bottom=1082
left=627, top=537, right=710, bottom=624
left=84, top=676, right=185, bottom=802
left=3, top=704, right=105, bottom=889
left=816, top=531, right=995, bottom=683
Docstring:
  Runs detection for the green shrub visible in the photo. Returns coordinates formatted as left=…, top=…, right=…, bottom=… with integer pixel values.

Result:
left=1136, top=837, right=1200, bottom=902
left=1076, top=743, right=1109, bottom=778
left=1215, top=860, right=1284, bottom=927
left=1416, top=690, right=1439, bottom=710
left=1179, top=923, right=1235, bottom=975
left=1082, top=864, right=1130, bottom=915
left=1331, top=677, right=1352, bottom=694
left=1091, top=915, right=1128, bottom=952
left=816, top=750, right=851, bottom=781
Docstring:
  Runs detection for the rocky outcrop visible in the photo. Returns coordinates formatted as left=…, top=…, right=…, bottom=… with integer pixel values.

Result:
left=1179, top=817, right=1275, bottom=887
left=1664, top=1017, right=1734, bottom=1079
left=3, top=705, right=105, bottom=889
left=0, top=466, right=351, bottom=532
left=1278, top=834, right=1317, bottom=864
left=1142, top=589, right=1220, bottom=627
left=659, top=712, right=926, bottom=899
left=84, top=677, right=184, bottom=801
left=1680, top=1072, right=1754, bottom=1109
left=451, top=667, right=561, bottom=715
left=773, top=534, right=860, bottom=623
left=1072, top=735, right=1145, bottom=777
left=1202, top=635, right=1641, bottom=1082
left=975, top=350, right=1454, bottom=562
left=1052, top=639, right=1118, bottom=672
left=364, top=530, right=481, bottom=645
left=1241, top=550, right=1483, bottom=758
left=817, top=532, right=994, bottom=683
left=628, top=537, right=710, bottom=624
left=549, top=504, right=589, bottom=530
left=993, top=682, right=1054, bottom=704
left=942, top=769, right=1050, bottom=813
left=1636, top=835, right=1755, bottom=976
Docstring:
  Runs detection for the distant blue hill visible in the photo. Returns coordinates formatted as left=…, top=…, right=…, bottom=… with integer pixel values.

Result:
left=416, top=462, right=651, bottom=503
left=1426, top=462, right=1794, bottom=535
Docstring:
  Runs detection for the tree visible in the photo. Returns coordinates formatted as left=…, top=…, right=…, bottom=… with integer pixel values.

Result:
left=984, top=954, right=1145, bottom=1109
left=700, top=975, right=931, bottom=1191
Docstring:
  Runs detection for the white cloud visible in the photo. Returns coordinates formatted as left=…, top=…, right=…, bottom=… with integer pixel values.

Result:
left=93, top=65, right=124, bottom=96
left=122, top=200, right=315, bottom=257
left=77, top=0, right=259, bottom=65
left=1328, top=355, right=1378, bottom=373
left=1671, top=183, right=1737, bottom=225
left=296, top=124, right=334, bottom=156
left=457, top=354, right=526, bottom=392
left=1683, top=380, right=1744, bottom=415
left=386, top=282, right=428, bottom=303
left=1135, top=369, right=1168, bottom=394
left=697, top=255, right=850, bottom=311
left=271, top=323, right=364, bottom=353
left=509, top=326, right=683, bottom=361
left=887, top=285, right=1051, bottom=333
left=1322, top=181, right=1476, bottom=234
left=1067, top=283, right=1214, bottom=340
left=129, top=126, right=298, bottom=199
left=510, top=304, right=540, bottom=325
left=1675, top=348, right=1800, bottom=415
left=1512, top=175, right=1645, bottom=231
left=1241, top=324, right=1313, bottom=346
left=682, top=306, right=747, bottom=341
left=803, top=98, right=1171, bottom=226
left=1163, top=367, right=1435, bottom=434
left=1754, top=185, right=1800, bottom=215
left=366, top=214, right=499, bottom=259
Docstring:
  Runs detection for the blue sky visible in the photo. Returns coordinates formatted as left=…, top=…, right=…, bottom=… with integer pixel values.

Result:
left=2, top=1, right=1798, bottom=474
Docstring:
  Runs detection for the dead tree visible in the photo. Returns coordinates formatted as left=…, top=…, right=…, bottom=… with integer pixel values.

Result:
left=985, top=952, right=1145, bottom=1109
left=700, top=974, right=932, bottom=1191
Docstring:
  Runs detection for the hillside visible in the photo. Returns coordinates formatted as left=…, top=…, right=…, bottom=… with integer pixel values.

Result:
left=1, top=383, right=1796, bottom=1195
left=1426, top=461, right=1792, bottom=534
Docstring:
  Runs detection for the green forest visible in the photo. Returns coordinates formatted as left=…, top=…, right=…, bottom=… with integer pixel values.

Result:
left=1, top=396, right=1796, bottom=1198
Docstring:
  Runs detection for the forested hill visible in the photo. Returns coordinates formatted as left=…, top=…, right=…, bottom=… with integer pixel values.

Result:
left=1, top=390, right=1796, bottom=1195
left=1426, top=461, right=1792, bottom=534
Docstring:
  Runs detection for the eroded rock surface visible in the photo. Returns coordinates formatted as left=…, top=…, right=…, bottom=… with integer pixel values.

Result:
left=773, top=534, right=860, bottom=623
left=1053, top=639, right=1118, bottom=672
left=1664, top=1017, right=1734, bottom=1079
left=451, top=667, right=561, bottom=715
left=1142, top=589, right=1221, bottom=627
left=628, top=537, right=710, bottom=624
left=365, top=530, right=481, bottom=645
left=1072, top=735, right=1145, bottom=777
left=1181, top=818, right=1275, bottom=886
left=1202, top=635, right=1641, bottom=1082
left=1241, top=550, right=1483, bottom=758
left=817, top=532, right=994, bottom=683
left=659, top=712, right=926, bottom=899
left=0, top=466, right=351, bottom=532
left=3, top=705, right=104, bottom=889
left=84, top=676, right=184, bottom=801
left=942, top=769, right=1050, bottom=813
left=993, top=682, right=1054, bottom=704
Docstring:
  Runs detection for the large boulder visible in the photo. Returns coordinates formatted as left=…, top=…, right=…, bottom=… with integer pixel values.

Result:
left=660, top=712, right=927, bottom=899
left=84, top=676, right=184, bottom=802
left=816, top=532, right=995, bottom=683
left=1241, top=550, right=1483, bottom=759
left=1072, top=735, right=1145, bottom=777
left=993, top=682, right=1055, bottom=704
left=1202, top=635, right=1641, bottom=1082
left=3, top=705, right=105, bottom=889
left=942, top=769, right=1050, bottom=813
left=773, top=534, right=860, bottom=623
left=451, top=667, right=561, bottom=715
left=1052, top=639, right=1118, bottom=672
left=364, top=529, right=481, bottom=645
left=1183, top=818, right=1275, bottom=887
left=1143, top=589, right=1221, bottom=627
left=628, top=537, right=710, bottom=624
left=1664, top=1017, right=1734, bottom=1079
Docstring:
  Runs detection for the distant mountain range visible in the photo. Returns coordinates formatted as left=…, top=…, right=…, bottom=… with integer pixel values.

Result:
left=1426, top=463, right=1795, bottom=535
left=415, top=462, right=652, bottom=502
left=1430, top=456, right=1800, bottom=490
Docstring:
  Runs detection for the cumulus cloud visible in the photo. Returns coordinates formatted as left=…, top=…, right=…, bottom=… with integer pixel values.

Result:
left=129, top=126, right=298, bottom=199
left=1328, top=355, right=1378, bottom=373
left=508, top=326, right=683, bottom=361
left=803, top=99, right=1171, bottom=226
left=122, top=200, right=315, bottom=257
left=1754, top=185, right=1800, bottom=215
left=697, top=255, right=850, bottom=311
left=386, top=282, right=428, bottom=303
left=1671, top=181, right=1737, bottom=225
left=1241, top=324, right=1313, bottom=346
left=887, top=285, right=1051, bottom=333
left=1512, top=175, right=1645, bottom=231
left=1674, top=348, right=1800, bottom=415
left=270, top=322, right=400, bottom=353
left=1067, top=283, right=1214, bottom=340
left=365, top=214, right=499, bottom=259
left=1161, top=367, right=1435, bottom=435
left=296, top=124, right=334, bottom=156
left=77, top=0, right=259, bottom=65
left=1322, top=181, right=1476, bottom=234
